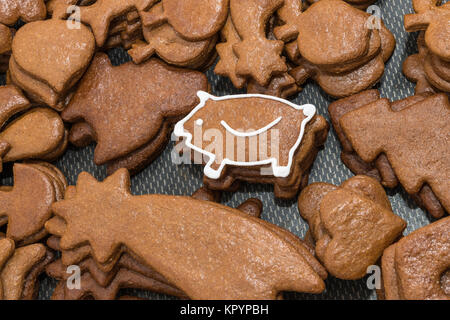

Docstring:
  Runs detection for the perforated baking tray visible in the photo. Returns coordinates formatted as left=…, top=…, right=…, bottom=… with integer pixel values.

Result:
left=0, top=0, right=435, bottom=300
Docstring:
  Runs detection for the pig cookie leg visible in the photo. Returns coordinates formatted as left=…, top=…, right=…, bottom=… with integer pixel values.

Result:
left=272, top=168, right=309, bottom=200
left=203, top=158, right=225, bottom=180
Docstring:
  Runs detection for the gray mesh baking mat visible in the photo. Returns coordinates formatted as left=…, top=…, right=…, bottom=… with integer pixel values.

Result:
left=0, top=0, right=440, bottom=300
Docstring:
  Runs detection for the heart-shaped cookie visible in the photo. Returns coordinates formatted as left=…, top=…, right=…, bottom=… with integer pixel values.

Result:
left=12, top=19, right=95, bottom=95
left=0, top=108, right=65, bottom=162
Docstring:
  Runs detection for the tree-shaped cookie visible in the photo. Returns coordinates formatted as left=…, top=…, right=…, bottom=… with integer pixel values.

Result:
left=340, top=93, right=450, bottom=214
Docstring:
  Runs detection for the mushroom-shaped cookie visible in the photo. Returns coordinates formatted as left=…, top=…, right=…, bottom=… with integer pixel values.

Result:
left=298, top=175, right=406, bottom=280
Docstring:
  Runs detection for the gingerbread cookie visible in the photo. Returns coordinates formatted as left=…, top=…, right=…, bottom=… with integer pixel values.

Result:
left=45, top=185, right=326, bottom=299
left=404, top=0, right=450, bottom=61
left=141, top=0, right=228, bottom=41
left=306, top=0, right=377, bottom=10
left=0, top=237, right=14, bottom=300
left=298, top=175, right=406, bottom=280
left=0, top=86, right=68, bottom=168
left=0, top=24, right=12, bottom=73
left=46, top=169, right=327, bottom=299
left=0, top=0, right=46, bottom=26
left=247, top=71, right=300, bottom=99
left=129, top=3, right=218, bottom=67
left=214, top=15, right=247, bottom=89
left=0, top=162, right=67, bottom=245
left=229, top=0, right=287, bottom=86
left=286, top=0, right=395, bottom=98
left=403, top=0, right=450, bottom=94
left=61, top=53, right=208, bottom=175
left=246, top=18, right=301, bottom=98
left=174, top=92, right=329, bottom=199
left=52, top=0, right=155, bottom=47
left=402, top=33, right=440, bottom=94
left=0, top=241, right=53, bottom=300
left=10, top=18, right=95, bottom=110
left=329, top=90, right=450, bottom=218
left=46, top=188, right=304, bottom=285
left=380, top=217, right=449, bottom=300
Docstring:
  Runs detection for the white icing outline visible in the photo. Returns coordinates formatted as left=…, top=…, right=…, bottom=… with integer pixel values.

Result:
left=174, top=91, right=316, bottom=179
left=220, top=117, right=282, bottom=137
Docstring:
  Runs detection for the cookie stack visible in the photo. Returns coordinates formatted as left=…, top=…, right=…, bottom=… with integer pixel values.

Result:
left=0, top=162, right=67, bottom=246
left=0, top=86, right=68, bottom=168
left=214, top=0, right=294, bottom=97
left=306, top=0, right=377, bottom=10
left=403, top=1, right=450, bottom=95
left=285, top=0, right=395, bottom=98
left=0, top=0, right=46, bottom=73
left=46, top=236, right=187, bottom=300
left=60, top=53, right=208, bottom=175
left=8, top=18, right=96, bottom=110
left=0, top=238, right=53, bottom=300
left=44, top=169, right=328, bottom=300
left=185, top=100, right=331, bottom=200
left=329, top=90, right=450, bottom=219
left=48, top=0, right=144, bottom=50
left=104, top=10, right=143, bottom=50
left=0, top=25, right=12, bottom=73
left=380, top=217, right=450, bottom=300
left=128, top=2, right=220, bottom=69
left=214, top=0, right=395, bottom=98
left=298, top=176, right=406, bottom=280
left=50, top=0, right=224, bottom=70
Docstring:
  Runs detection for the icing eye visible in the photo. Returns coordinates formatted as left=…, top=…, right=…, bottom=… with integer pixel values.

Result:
left=195, top=119, right=203, bottom=126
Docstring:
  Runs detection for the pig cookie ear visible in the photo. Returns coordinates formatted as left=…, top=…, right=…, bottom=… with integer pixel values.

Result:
left=197, top=91, right=213, bottom=102
left=301, top=104, right=316, bottom=118
left=173, top=121, right=186, bottom=138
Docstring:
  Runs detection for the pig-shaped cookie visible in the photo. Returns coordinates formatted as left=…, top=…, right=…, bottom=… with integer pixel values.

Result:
left=174, top=91, right=316, bottom=180
left=174, top=91, right=328, bottom=199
